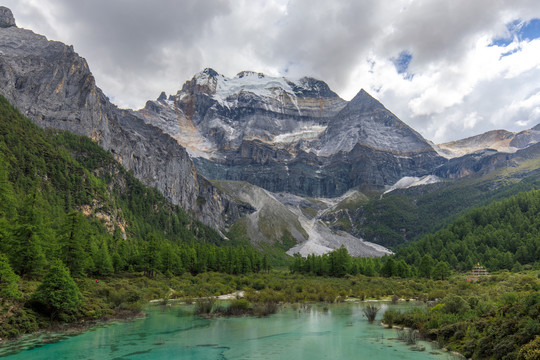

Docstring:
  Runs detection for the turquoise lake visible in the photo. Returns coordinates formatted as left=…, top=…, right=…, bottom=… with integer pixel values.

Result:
left=0, top=302, right=458, bottom=359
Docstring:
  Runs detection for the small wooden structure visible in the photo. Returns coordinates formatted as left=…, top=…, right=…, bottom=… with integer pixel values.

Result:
left=468, top=263, right=489, bottom=282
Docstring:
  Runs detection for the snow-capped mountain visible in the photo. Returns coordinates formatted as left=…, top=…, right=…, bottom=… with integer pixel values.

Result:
left=136, top=68, right=444, bottom=197
left=4, top=3, right=539, bottom=257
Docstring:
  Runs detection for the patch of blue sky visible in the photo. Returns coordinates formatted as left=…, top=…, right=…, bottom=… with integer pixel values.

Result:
left=391, top=51, right=414, bottom=80
left=392, top=50, right=412, bottom=74
left=491, top=18, right=540, bottom=47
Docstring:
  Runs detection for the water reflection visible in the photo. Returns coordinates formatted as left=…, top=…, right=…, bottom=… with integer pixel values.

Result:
left=0, top=302, right=456, bottom=360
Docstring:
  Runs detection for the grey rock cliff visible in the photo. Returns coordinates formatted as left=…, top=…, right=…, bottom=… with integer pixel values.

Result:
left=137, top=69, right=445, bottom=197
left=0, top=7, right=16, bottom=28
left=0, top=16, right=247, bottom=230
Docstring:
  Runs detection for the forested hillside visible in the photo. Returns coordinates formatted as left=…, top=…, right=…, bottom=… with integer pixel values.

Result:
left=395, top=189, right=540, bottom=272
left=351, top=169, right=540, bottom=248
left=0, top=95, right=267, bottom=280
left=0, top=95, right=270, bottom=337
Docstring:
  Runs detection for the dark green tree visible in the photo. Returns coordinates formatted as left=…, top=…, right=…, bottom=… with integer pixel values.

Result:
left=0, top=252, right=21, bottom=300
left=329, top=246, right=351, bottom=277
left=58, top=212, right=88, bottom=277
left=418, top=254, right=435, bottom=278
left=94, top=238, right=114, bottom=276
left=432, top=261, right=451, bottom=280
left=143, top=232, right=162, bottom=277
left=31, top=260, right=82, bottom=320
left=380, top=257, right=397, bottom=277
left=0, top=154, right=16, bottom=219
left=11, top=193, right=47, bottom=278
left=395, top=259, right=410, bottom=278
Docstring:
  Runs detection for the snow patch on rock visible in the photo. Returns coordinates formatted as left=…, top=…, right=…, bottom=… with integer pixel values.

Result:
left=384, top=175, right=440, bottom=194
left=273, top=124, right=327, bottom=143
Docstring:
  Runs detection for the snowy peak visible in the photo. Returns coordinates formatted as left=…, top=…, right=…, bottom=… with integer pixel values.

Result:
left=236, top=70, right=265, bottom=79
left=182, top=68, right=341, bottom=107
left=136, top=69, right=444, bottom=197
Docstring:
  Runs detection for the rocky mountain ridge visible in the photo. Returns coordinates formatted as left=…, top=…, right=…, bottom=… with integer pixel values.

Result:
left=0, top=9, right=248, bottom=230
left=436, top=128, right=540, bottom=159
left=2, top=5, right=540, bottom=257
left=137, top=68, right=445, bottom=197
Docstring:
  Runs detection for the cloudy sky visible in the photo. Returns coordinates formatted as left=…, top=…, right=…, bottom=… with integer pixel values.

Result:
left=4, top=0, right=540, bottom=143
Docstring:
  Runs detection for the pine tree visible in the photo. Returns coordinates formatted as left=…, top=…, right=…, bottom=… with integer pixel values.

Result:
left=31, top=260, right=82, bottom=320
left=58, top=212, right=87, bottom=277
left=0, top=154, right=16, bottom=219
left=262, top=255, right=269, bottom=273
left=11, top=193, right=47, bottom=278
left=143, top=232, right=162, bottom=277
left=380, top=257, right=397, bottom=277
left=0, top=252, right=21, bottom=300
left=94, top=238, right=114, bottom=276
left=418, top=254, right=435, bottom=278
left=111, top=252, right=125, bottom=273
left=432, top=261, right=451, bottom=280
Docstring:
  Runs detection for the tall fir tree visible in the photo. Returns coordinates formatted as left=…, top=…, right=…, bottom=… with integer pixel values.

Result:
left=143, top=233, right=162, bottom=277
left=58, top=211, right=88, bottom=277
left=11, top=193, right=47, bottom=278
left=31, top=259, right=82, bottom=320
left=94, top=238, right=114, bottom=276
left=0, top=252, right=21, bottom=300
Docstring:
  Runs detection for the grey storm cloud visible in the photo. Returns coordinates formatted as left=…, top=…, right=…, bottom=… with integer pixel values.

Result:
left=3, top=0, right=540, bottom=142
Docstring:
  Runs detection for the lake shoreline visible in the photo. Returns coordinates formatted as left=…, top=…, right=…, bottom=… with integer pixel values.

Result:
left=1, top=301, right=451, bottom=360
left=0, top=309, right=144, bottom=346
left=380, top=322, right=466, bottom=359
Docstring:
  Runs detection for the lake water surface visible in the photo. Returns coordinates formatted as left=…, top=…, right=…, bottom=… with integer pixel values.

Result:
left=0, top=302, right=456, bottom=359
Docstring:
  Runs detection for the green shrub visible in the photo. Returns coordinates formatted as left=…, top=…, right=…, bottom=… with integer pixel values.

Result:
left=195, top=297, right=215, bottom=315
left=442, top=294, right=469, bottom=315
left=363, top=304, right=380, bottom=323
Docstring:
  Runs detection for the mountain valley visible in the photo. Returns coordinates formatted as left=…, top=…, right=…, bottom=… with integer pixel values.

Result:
left=1, top=6, right=540, bottom=358
left=1, top=6, right=540, bottom=258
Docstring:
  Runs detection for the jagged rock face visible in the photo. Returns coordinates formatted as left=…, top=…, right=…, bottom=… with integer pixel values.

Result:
left=137, top=69, right=444, bottom=197
left=0, top=7, right=15, bottom=28
left=509, top=129, right=540, bottom=149
left=0, top=22, right=248, bottom=230
left=434, top=142, right=540, bottom=179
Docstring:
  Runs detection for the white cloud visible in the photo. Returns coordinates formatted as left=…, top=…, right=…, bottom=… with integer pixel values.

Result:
left=2, top=0, right=540, bottom=142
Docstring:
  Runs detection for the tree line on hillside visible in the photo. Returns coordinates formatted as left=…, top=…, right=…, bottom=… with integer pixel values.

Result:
left=289, top=246, right=452, bottom=280
left=358, top=170, right=540, bottom=248
left=0, top=94, right=269, bottom=323
left=291, top=188, right=540, bottom=278
left=395, top=189, right=540, bottom=272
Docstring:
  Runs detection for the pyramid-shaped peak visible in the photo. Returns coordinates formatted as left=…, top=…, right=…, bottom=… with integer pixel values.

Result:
left=345, top=88, right=386, bottom=112
left=352, top=88, right=376, bottom=101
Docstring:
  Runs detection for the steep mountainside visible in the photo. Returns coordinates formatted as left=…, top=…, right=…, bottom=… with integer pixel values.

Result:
left=0, top=12, right=247, bottom=230
left=0, top=94, right=223, bottom=247
left=136, top=69, right=444, bottom=197
left=3, top=6, right=540, bottom=257
left=334, top=149, right=540, bottom=248
left=395, top=188, right=540, bottom=271
left=212, top=181, right=391, bottom=257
